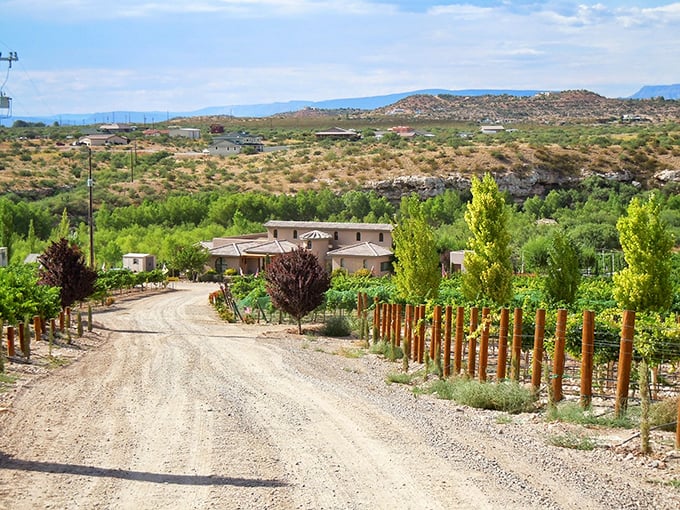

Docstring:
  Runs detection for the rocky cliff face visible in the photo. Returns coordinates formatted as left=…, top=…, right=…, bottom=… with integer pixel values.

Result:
left=368, top=166, right=679, bottom=204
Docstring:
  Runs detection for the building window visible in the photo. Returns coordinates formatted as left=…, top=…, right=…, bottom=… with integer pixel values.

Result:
left=273, top=229, right=278, bottom=238
left=380, top=261, right=392, bottom=272
left=356, top=232, right=361, bottom=241
left=215, top=257, right=227, bottom=273
left=340, top=258, right=345, bottom=268
left=379, top=233, right=384, bottom=242
left=362, top=259, right=367, bottom=268
left=293, top=230, right=298, bottom=239
left=307, top=241, right=312, bottom=249
left=334, top=231, right=338, bottom=241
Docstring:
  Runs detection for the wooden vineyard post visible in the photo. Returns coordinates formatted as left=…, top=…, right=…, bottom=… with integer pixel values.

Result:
left=615, top=310, right=635, bottom=418
left=580, top=310, right=595, bottom=409
left=418, top=304, right=426, bottom=364
left=552, top=309, right=568, bottom=402
left=432, top=305, right=442, bottom=375
left=454, top=306, right=464, bottom=375
left=379, top=303, right=387, bottom=343
left=676, top=394, right=680, bottom=450
left=357, top=293, right=364, bottom=341
left=373, top=297, right=380, bottom=345
left=510, top=308, right=523, bottom=382
left=467, top=307, right=479, bottom=378
left=497, top=308, right=509, bottom=381
left=412, top=305, right=420, bottom=361
left=33, top=315, right=42, bottom=341
left=404, top=304, right=413, bottom=359
left=531, top=309, right=546, bottom=394
left=6, top=326, right=14, bottom=357
left=404, top=304, right=413, bottom=361
left=443, top=305, right=453, bottom=378
left=479, top=307, right=490, bottom=382
left=66, top=307, right=71, bottom=330
left=429, top=306, right=439, bottom=361
left=394, top=304, right=402, bottom=347
left=59, top=310, right=65, bottom=332
left=18, top=322, right=25, bottom=357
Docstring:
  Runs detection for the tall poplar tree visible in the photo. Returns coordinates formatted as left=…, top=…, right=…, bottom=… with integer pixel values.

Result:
left=613, top=193, right=673, bottom=312
left=392, top=194, right=441, bottom=304
left=462, top=174, right=513, bottom=305
left=544, top=229, right=581, bottom=305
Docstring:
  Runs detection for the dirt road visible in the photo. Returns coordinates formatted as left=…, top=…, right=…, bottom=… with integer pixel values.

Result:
left=1, top=282, right=679, bottom=509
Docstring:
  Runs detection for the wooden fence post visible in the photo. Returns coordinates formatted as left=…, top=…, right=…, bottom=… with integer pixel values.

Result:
left=531, top=309, right=546, bottom=394
left=432, top=305, right=442, bottom=374
left=479, top=307, right=490, bottom=382
left=380, top=303, right=388, bottom=342
left=418, top=305, right=426, bottom=364
left=467, top=307, right=479, bottom=378
left=412, top=304, right=420, bottom=361
left=18, top=322, right=25, bottom=357
left=396, top=304, right=402, bottom=347
left=443, top=305, right=453, bottom=378
left=454, top=306, right=464, bottom=375
left=33, top=315, right=42, bottom=341
left=430, top=306, right=440, bottom=361
left=6, top=326, right=14, bottom=357
left=59, top=310, right=65, bottom=332
left=580, top=310, right=595, bottom=409
left=404, top=304, right=413, bottom=361
left=552, top=309, right=568, bottom=402
left=497, top=308, right=509, bottom=381
left=373, top=297, right=380, bottom=345
left=676, top=395, right=680, bottom=450
left=357, top=293, right=364, bottom=340
left=511, top=308, right=523, bottom=382
left=615, top=310, right=635, bottom=418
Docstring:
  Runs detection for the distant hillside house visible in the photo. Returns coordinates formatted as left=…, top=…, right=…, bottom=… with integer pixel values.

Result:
left=375, top=126, right=434, bottom=139
left=205, top=132, right=264, bottom=154
left=201, top=220, right=393, bottom=276
left=168, top=128, right=201, bottom=139
left=122, top=253, right=156, bottom=273
left=480, top=125, right=505, bottom=134
left=315, top=127, right=361, bottom=141
left=98, top=123, right=136, bottom=133
left=0, top=247, right=7, bottom=267
left=77, top=134, right=129, bottom=146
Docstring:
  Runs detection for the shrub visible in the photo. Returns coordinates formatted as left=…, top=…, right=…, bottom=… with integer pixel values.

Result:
left=424, top=378, right=535, bottom=414
left=322, top=315, right=352, bottom=337
left=548, top=432, right=596, bottom=450
left=649, top=396, right=678, bottom=432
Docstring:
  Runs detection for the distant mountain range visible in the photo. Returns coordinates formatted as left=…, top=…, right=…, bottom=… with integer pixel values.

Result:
left=8, top=85, right=680, bottom=126
left=629, top=84, right=680, bottom=100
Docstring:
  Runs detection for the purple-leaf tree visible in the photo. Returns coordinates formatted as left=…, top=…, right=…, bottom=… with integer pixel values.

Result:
left=264, top=247, right=330, bottom=334
left=38, top=238, right=97, bottom=309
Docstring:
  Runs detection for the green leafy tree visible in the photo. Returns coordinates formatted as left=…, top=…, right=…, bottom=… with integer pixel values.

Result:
left=462, top=174, right=513, bottom=305
left=264, top=247, right=330, bottom=334
left=0, top=199, right=14, bottom=262
left=613, top=194, right=674, bottom=312
left=392, top=195, right=441, bottom=303
left=544, top=230, right=581, bottom=305
left=169, top=243, right=210, bottom=281
left=38, top=238, right=97, bottom=309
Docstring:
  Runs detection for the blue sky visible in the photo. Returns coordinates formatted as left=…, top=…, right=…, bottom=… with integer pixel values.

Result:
left=1, top=0, right=679, bottom=117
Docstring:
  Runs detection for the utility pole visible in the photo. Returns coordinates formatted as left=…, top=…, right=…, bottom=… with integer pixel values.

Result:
left=88, top=148, right=94, bottom=269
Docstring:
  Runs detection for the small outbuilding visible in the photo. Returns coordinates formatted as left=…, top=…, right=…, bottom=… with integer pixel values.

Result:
left=122, top=253, right=156, bottom=272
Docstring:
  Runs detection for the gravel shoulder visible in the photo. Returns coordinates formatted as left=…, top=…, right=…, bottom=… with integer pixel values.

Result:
left=1, top=282, right=679, bottom=509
